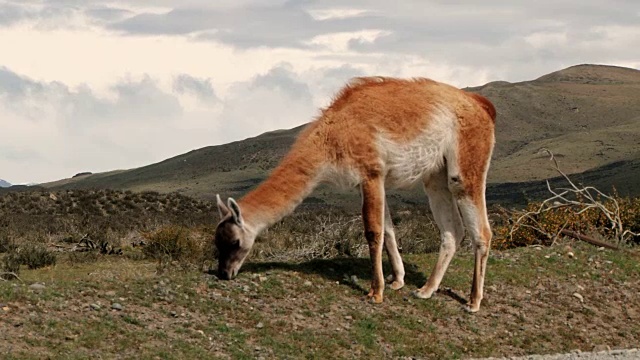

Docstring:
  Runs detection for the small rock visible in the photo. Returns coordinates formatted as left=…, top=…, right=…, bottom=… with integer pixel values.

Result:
left=170, top=311, right=178, bottom=317
left=90, top=303, right=101, bottom=311
left=111, top=303, right=123, bottom=311
left=593, top=344, right=611, bottom=352
left=105, top=290, right=116, bottom=297
left=303, top=281, right=312, bottom=287
left=2, top=306, right=9, bottom=312
left=573, top=293, right=584, bottom=303
left=256, top=322, right=264, bottom=329
left=29, top=283, right=46, bottom=291
left=344, top=315, right=353, bottom=321
left=196, top=330, right=205, bottom=337
left=350, top=275, right=359, bottom=283
left=258, top=275, right=267, bottom=282
left=65, top=334, right=78, bottom=341
left=567, top=252, right=575, bottom=258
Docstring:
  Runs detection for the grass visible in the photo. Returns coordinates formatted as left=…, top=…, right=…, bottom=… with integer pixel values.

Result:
left=1, top=240, right=638, bottom=359
left=1, top=185, right=639, bottom=358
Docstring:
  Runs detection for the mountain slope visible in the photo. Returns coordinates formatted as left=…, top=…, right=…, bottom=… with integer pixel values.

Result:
left=41, top=64, right=640, bottom=205
left=0, top=179, right=11, bottom=188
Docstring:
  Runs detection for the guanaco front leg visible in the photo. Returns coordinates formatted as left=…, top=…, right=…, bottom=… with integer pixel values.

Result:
left=361, top=177, right=386, bottom=303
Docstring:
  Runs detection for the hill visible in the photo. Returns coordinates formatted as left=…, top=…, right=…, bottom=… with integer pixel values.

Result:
left=0, top=179, right=11, bottom=188
left=40, top=64, right=640, bottom=206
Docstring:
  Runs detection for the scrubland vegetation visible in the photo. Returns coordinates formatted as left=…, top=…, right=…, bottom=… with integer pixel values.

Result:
left=1, top=188, right=639, bottom=359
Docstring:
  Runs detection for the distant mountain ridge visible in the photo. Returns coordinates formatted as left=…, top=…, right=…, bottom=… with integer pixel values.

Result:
left=0, top=179, right=11, bottom=188
left=37, top=64, right=640, bottom=206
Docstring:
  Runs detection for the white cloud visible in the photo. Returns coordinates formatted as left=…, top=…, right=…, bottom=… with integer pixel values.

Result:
left=307, top=8, right=372, bottom=21
left=0, top=0, right=639, bottom=184
left=217, top=64, right=316, bottom=141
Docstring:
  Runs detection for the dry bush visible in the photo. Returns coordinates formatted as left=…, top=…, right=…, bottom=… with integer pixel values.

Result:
left=493, top=193, right=640, bottom=250
left=492, top=150, right=640, bottom=250
left=1, top=242, right=57, bottom=275
left=142, top=225, right=206, bottom=267
left=0, top=231, right=11, bottom=253
left=2, top=252, right=21, bottom=277
left=19, top=243, right=58, bottom=269
left=0, top=189, right=217, bottom=252
left=252, top=208, right=441, bottom=263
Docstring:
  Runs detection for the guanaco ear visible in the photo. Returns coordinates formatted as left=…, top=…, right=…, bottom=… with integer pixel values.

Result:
left=216, top=194, right=230, bottom=219
left=227, top=198, right=244, bottom=226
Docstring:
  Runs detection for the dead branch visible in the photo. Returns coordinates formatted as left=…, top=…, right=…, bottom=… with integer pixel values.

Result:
left=560, top=230, right=619, bottom=250
left=505, top=149, right=638, bottom=247
left=0, top=272, right=24, bottom=282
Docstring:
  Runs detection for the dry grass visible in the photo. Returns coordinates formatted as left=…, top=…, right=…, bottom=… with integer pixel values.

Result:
left=251, top=208, right=441, bottom=263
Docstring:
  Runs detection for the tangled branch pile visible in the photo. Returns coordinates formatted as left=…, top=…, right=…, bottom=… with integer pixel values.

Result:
left=493, top=150, right=640, bottom=250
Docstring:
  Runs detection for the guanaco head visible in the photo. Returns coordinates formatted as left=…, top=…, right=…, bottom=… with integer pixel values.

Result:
left=215, top=195, right=255, bottom=280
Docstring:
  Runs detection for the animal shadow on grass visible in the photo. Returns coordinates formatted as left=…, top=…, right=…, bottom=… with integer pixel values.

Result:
left=238, top=258, right=471, bottom=305
left=242, top=258, right=428, bottom=296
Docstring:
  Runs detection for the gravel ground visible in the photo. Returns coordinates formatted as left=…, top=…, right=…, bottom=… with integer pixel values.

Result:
left=476, top=349, right=639, bottom=360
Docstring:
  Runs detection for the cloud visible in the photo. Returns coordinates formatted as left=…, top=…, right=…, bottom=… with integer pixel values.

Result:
left=1, top=0, right=639, bottom=184
left=0, top=2, right=28, bottom=26
left=0, top=64, right=350, bottom=184
left=0, top=67, right=182, bottom=127
left=0, top=67, right=196, bottom=183
left=217, top=63, right=316, bottom=141
left=173, top=74, right=218, bottom=103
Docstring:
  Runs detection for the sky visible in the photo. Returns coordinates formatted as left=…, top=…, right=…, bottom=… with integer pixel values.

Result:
left=1, top=0, right=639, bottom=184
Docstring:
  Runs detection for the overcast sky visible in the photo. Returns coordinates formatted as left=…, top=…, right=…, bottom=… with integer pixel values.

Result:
left=1, top=0, right=639, bottom=184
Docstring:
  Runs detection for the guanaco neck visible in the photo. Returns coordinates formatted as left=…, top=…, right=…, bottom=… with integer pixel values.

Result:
left=238, top=138, right=326, bottom=234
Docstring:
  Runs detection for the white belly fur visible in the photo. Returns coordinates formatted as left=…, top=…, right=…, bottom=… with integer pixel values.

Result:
left=379, top=107, right=456, bottom=189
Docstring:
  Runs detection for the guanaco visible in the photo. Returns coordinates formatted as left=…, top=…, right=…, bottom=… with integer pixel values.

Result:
left=215, top=77, right=496, bottom=312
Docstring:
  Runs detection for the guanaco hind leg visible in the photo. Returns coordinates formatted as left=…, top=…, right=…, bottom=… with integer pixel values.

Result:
left=414, top=169, right=464, bottom=299
left=456, top=195, right=492, bottom=312
left=383, top=200, right=405, bottom=290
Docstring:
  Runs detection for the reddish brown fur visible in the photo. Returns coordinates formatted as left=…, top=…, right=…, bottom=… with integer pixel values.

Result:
left=217, top=76, right=496, bottom=310
left=467, top=92, right=497, bottom=123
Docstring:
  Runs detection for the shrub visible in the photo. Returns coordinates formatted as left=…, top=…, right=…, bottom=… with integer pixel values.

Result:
left=2, top=252, right=21, bottom=278
left=0, top=231, right=12, bottom=253
left=19, top=243, right=58, bottom=269
left=142, top=225, right=204, bottom=265
left=253, top=209, right=441, bottom=263
left=493, top=194, right=640, bottom=250
left=1, top=242, right=57, bottom=276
